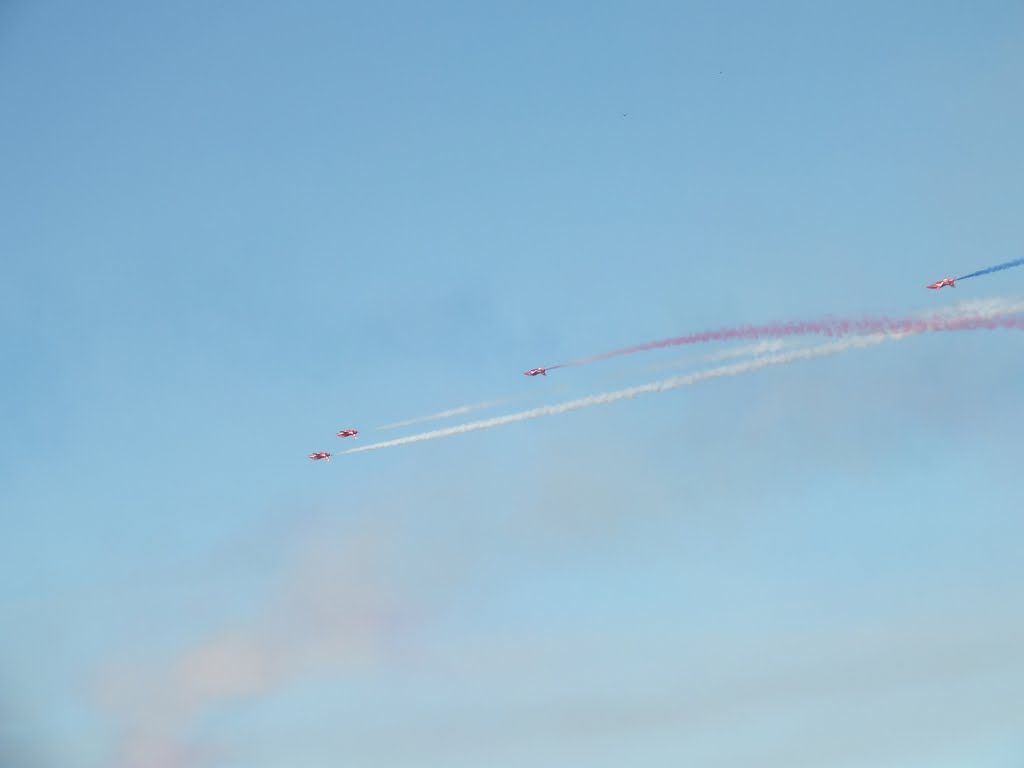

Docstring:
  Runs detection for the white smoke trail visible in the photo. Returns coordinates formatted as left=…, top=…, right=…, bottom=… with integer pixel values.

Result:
left=649, top=299, right=1017, bottom=372
left=346, top=299, right=1024, bottom=455
left=344, top=337, right=890, bottom=454
left=376, top=398, right=510, bottom=431
left=704, top=338, right=789, bottom=362
left=917, top=296, right=1020, bottom=319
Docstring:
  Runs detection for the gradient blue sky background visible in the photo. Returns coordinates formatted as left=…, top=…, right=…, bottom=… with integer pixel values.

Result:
left=3, top=1, right=1023, bottom=766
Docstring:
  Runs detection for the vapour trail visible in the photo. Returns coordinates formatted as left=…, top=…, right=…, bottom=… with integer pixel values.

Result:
left=923, top=297, right=1022, bottom=318
left=697, top=298, right=1016, bottom=365
left=643, top=298, right=1015, bottom=372
left=546, top=299, right=1024, bottom=371
left=705, top=339, right=788, bottom=362
left=957, top=257, right=1024, bottom=282
left=624, top=339, right=792, bottom=380
left=376, top=398, right=510, bottom=431
left=345, top=307, right=1024, bottom=454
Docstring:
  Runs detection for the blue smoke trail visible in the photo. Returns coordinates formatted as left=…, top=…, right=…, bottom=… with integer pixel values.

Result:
left=958, top=257, right=1024, bottom=281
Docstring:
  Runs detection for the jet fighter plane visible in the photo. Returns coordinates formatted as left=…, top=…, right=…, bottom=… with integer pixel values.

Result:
left=336, top=429, right=358, bottom=438
left=523, top=368, right=547, bottom=376
left=308, top=452, right=331, bottom=461
left=927, top=276, right=957, bottom=289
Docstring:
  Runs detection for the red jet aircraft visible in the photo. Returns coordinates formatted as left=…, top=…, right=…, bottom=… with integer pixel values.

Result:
left=308, top=452, right=331, bottom=461
left=927, top=276, right=957, bottom=289
left=523, top=368, right=547, bottom=376
left=336, top=429, right=358, bottom=438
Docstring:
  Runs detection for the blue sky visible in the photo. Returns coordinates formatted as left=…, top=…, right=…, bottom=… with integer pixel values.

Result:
left=2, top=1, right=1023, bottom=766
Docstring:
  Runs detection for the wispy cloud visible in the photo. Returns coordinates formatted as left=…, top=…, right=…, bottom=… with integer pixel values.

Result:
left=95, top=524, right=412, bottom=768
left=266, top=605, right=1024, bottom=768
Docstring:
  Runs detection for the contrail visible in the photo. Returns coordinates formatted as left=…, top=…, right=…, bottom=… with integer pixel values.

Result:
left=545, top=298, right=1024, bottom=371
left=376, top=399, right=509, bottom=431
left=705, top=339, right=788, bottom=362
left=345, top=305, right=1024, bottom=454
left=957, top=257, right=1024, bottom=282
left=672, top=299, right=1016, bottom=370
left=621, top=339, right=792, bottom=380
left=922, top=296, right=1022, bottom=317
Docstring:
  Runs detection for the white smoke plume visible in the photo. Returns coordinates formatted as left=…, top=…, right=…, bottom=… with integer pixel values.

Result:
left=704, top=338, right=789, bottom=361
left=346, top=299, right=1024, bottom=455
left=376, top=398, right=510, bottom=430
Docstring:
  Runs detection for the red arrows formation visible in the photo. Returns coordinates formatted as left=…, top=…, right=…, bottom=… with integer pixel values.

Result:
left=310, top=259, right=1022, bottom=461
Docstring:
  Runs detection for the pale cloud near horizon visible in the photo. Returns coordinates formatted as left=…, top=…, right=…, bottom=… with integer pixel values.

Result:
left=278, top=605, right=1024, bottom=768
left=91, top=472, right=1024, bottom=768
left=94, top=521, right=418, bottom=768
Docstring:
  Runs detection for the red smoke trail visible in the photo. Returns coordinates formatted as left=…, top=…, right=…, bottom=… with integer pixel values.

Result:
left=350, top=308, right=1024, bottom=454
left=548, top=312, right=1024, bottom=370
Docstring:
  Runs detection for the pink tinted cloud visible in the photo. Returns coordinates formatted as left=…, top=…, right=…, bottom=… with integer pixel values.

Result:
left=96, top=522, right=413, bottom=768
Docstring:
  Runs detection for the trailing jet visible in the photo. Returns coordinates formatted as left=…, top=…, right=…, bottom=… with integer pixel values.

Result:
left=927, top=276, right=957, bottom=289
left=336, top=429, right=358, bottom=438
left=523, top=368, right=547, bottom=377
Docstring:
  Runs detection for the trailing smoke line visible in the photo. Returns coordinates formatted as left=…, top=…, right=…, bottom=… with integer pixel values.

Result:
left=957, top=257, right=1024, bottom=282
left=547, top=300, right=1024, bottom=370
left=705, top=339, right=788, bottom=362
left=345, top=306, right=1024, bottom=454
left=376, top=398, right=509, bottom=430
